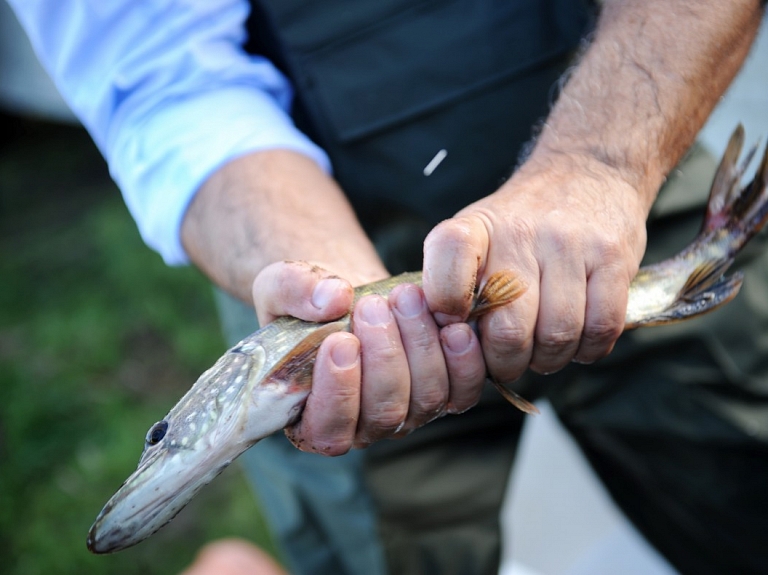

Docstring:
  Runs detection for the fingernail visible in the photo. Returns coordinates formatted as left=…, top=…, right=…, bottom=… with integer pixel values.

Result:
left=357, top=296, right=391, bottom=326
left=425, top=407, right=447, bottom=424
left=353, top=437, right=372, bottom=449
left=442, top=325, right=471, bottom=354
left=312, top=278, right=346, bottom=309
left=393, top=285, right=423, bottom=318
left=446, top=398, right=478, bottom=415
left=331, top=337, right=359, bottom=368
left=434, top=311, right=462, bottom=326
left=445, top=403, right=470, bottom=415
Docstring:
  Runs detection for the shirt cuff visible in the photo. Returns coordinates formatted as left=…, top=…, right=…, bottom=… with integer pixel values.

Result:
left=109, top=86, right=331, bottom=266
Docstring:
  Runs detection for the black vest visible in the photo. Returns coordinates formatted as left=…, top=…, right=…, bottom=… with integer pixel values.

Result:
left=245, top=0, right=594, bottom=268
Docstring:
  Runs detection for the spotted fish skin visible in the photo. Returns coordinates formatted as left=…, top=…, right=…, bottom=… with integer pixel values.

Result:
left=87, top=126, right=768, bottom=554
left=86, top=314, right=348, bottom=554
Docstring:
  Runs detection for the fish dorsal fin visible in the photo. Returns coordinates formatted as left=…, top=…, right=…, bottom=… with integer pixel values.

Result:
left=703, top=125, right=768, bottom=237
left=704, top=123, right=744, bottom=230
left=266, top=320, right=347, bottom=390
left=743, top=135, right=768, bottom=230
left=468, top=270, right=526, bottom=321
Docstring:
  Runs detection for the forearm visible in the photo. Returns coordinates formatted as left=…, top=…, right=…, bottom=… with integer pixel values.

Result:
left=180, top=150, right=387, bottom=304
left=8, top=0, right=339, bottom=266
left=529, top=0, right=763, bottom=209
left=423, top=0, right=762, bottom=380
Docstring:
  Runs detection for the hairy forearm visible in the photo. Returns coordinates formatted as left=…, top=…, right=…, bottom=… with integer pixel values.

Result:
left=180, top=150, right=387, bottom=303
left=530, top=0, right=763, bottom=209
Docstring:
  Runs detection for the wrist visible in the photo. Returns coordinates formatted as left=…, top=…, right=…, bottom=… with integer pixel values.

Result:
left=182, top=149, right=387, bottom=303
left=521, top=141, right=661, bottom=217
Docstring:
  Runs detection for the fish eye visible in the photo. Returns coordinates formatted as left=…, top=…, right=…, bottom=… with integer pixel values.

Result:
left=146, top=420, right=169, bottom=446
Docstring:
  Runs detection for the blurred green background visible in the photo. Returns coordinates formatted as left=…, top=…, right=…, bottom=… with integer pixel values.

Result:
left=0, top=113, right=278, bottom=575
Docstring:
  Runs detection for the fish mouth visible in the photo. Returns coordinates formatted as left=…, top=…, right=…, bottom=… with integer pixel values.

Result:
left=86, top=452, right=191, bottom=553
left=86, top=445, right=231, bottom=554
left=87, top=488, right=183, bottom=553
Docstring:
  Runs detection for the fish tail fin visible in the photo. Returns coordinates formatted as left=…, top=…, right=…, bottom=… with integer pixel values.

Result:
left=629, top=126, right=768, bottom=328
left=703, top=124, right=768, bottom=246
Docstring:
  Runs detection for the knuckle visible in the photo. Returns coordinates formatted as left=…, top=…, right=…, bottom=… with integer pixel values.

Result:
left=275, top=260, right=310, bottom=291
left=368, top=343, right=402, bottom=366
left=446, top=353, right=486, bottom=396
left=588, top=231, right=627, bottom=265
left=541, top=220, right=578, bottom=255
left=425, top=217, right=475, bottom=251
left=536, top=327, right=581, bottom=351
left=399, top=324, right=435, bottom=354
left=322, top=387, right=360, bottom=413
left=596, top=240, right=625, bottom=265
left=485, top=321, right=530, bottom=355
left=368, top=401, right=408, bottom=431
left=411, top=387, right=449, bottom=418
left=583, top=318, right=623, bottom=344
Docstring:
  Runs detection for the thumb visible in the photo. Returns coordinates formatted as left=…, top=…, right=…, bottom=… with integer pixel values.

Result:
left=252, top=260, right=354, bottom=326
left=423, top=216, right=490, bottom=325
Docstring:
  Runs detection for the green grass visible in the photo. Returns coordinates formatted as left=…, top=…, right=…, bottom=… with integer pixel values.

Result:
left=0, top=116, right=278, bottom=574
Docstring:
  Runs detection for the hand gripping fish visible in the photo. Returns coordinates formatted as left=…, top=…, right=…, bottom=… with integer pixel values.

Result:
left=88, top=126, right=768, bottom=554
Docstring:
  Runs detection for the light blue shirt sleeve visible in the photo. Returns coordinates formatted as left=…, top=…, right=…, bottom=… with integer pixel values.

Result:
left=6, top=0, right=332, bottom=265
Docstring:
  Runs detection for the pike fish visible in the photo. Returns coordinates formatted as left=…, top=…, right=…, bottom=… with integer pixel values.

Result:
left=87, top=125, right=768, bottom=554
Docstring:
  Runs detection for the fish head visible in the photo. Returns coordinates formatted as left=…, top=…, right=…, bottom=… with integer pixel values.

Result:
left=87, top=338, right=299, bottom=553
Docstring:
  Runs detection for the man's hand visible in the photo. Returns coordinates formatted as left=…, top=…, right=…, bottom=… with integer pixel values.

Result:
left=423, top=154, right=647, bottom=383
left=252, top=260, right=487, bottom=455
left=423, top=0, right=760, bottom=385
left=183, top=151, right=489, bottom=455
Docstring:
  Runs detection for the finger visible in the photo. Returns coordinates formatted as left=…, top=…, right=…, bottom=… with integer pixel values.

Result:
left=439, top=323, right=486, bottom=414
left=529, top=257, right=586, bottom=374
left=573, top=265, right=628, bottom=363
left=389, top=284, right=449, bottom=433
left=180, top=539, right=289, bottom=575
left=423, top=216, right=490, bottom=325
left=353, top=295, right=410, bottom=447
left=284, top=332, right=361, bottom=455
left=252, top=260, right=353, bottom=325
left=480, top=276, right=539, bottom=383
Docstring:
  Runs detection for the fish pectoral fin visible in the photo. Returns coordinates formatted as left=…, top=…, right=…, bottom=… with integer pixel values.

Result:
left=632, top=266, right=745, bottom=328
left=468, top=270, right=526, bottom=321
left=267, top=321, right=347, bottom=390
left=489, top=377, right=540, bottom=415
left=677, top=258, right=734, bottom=301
